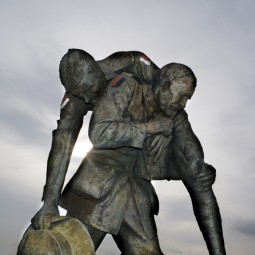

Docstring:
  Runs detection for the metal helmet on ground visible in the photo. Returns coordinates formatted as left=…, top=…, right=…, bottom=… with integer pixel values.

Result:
left=17, top=216, right=95, bottom=255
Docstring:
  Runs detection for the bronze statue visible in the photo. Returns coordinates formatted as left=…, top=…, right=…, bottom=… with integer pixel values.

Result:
left=18, top=49, right=226, bottom=255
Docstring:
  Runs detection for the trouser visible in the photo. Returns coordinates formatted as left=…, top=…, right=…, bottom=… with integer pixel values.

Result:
left=67, top=189, right=163, bottom=255
left=84, top=216, right=163, bottom=255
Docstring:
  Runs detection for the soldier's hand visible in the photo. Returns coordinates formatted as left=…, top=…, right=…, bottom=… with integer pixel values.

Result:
left=31, top=202, right=60, bottom=230
left=146, top=116, right=173, bottom=137
left=147, top=134, right=172, bottom=162
left=197, top=164, right=216, bottom=191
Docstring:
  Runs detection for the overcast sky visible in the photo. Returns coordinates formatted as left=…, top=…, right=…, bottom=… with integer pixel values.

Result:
left=1, top=0, right=255, bottom=254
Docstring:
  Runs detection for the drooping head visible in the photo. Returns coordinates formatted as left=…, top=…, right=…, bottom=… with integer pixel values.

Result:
left=153, top=63, right=197, bottom=117
left=59, top=49, right=107, bottom=106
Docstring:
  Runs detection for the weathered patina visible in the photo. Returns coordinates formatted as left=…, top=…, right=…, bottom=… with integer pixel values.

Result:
left=18, top=49, right=226, bottom=255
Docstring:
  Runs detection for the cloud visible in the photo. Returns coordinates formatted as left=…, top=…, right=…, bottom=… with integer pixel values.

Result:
left=155, top=182, right=195, bottom=222
left=234, top=219, right=255, bottom=237
left=97, top=235, right=120, bottom=255
left=0, top=178, right=42, bottom=255
left=168, top=248, right=184, bottom=254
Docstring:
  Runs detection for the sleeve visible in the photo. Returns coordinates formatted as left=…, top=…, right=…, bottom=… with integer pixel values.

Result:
left=42, top=93, right=88, bottom=203
left=89, top=77, right=147, bottom=149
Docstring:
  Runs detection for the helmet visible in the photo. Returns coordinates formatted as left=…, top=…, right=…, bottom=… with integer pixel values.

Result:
left=59, top=49, right=107, bottom=105
left=17, top=216, right=95, bottom=255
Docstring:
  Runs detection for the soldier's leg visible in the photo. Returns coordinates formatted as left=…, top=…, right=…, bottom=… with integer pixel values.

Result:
left=170, top=115, right=226, bottom=255
left=113, top=231, right=163, bottom=255
left=66, top=212, right=106, bottom=250
left=83, top=223, right=107, bottom=250
left=112, top=189, right=164, bottom=255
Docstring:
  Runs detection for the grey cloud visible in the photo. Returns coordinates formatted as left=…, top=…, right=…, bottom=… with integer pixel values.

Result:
left=234, top=219, right=255, bottom=237
left=0, top=181, right=42, bottom=255
left=168, top=248, right=184, bottom=254
left=4, top=243, right=20, bottom=255
left=97, top=235, right=120, bottom=255
left=1, top=107, right=50, bottom=147
left=159, top=193, right=195, bottom=222
left=0, top=74, right=63, bottom=149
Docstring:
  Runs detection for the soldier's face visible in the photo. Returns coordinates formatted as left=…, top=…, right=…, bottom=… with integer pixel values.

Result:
left=156, top=77, right=195, bottom=117
left=72, top=62, right=105, bottom=106
left=76, top=85, right=98, bottom=106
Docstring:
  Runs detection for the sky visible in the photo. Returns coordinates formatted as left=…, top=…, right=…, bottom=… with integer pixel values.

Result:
left=0, top=0, right=255, bottom=254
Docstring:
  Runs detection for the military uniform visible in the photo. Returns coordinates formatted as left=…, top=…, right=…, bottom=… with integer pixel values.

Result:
left=34, top=49, right=225, bottom=254
left=60, top=73, right=163, bottom=254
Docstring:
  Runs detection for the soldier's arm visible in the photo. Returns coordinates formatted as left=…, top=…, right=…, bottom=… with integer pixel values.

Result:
left=89, top=76, right=172, bottom=149
left=170, top=111, right=216, bottom=187
left=32, top=93, right=88, bottom=229
left=42, top=93, right=89, bottom=204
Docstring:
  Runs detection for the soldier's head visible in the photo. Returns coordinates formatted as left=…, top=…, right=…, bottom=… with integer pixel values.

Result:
left=153, top=63, right=196, bottom=117
left=59, top=49, right=107, bottom=106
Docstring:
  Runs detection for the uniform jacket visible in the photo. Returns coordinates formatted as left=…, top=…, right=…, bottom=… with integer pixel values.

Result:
left=60, top=73, right=159, bottom=238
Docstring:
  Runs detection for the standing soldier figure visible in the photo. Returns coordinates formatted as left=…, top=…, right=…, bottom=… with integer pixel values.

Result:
left=32, top=49, right=171, bottom=254
left=27, top=49, right=226, bottom=255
